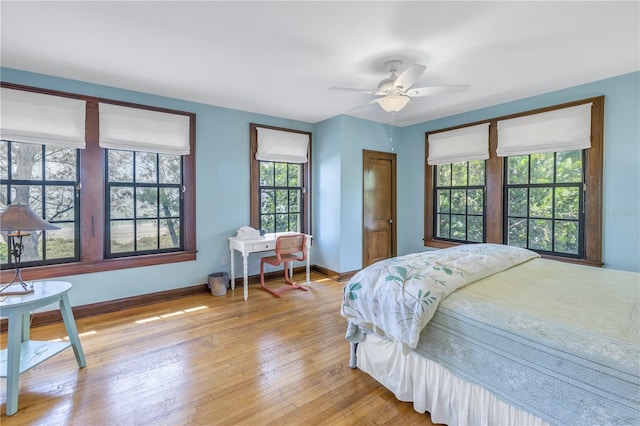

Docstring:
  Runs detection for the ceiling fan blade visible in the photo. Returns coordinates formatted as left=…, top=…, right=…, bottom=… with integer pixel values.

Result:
left=328, top=87, right=380, bottom=95
left=405, top=84, right=471, bottom=97
left=392, top=64, right=427, bottom=90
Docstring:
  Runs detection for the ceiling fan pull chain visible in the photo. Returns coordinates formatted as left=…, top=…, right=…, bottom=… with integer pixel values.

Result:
left=389, top=112, right=396, bottom=152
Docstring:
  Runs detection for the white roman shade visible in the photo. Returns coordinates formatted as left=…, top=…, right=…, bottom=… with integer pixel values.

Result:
left=496, top=103, right=592, bottom=157
left=427, top=123, right=490, bottom=165
left=0, top=87, right=86, bottom=149
left=256, top=127, right=309, bottom=163
left=99, top=103, right=191, bottom=155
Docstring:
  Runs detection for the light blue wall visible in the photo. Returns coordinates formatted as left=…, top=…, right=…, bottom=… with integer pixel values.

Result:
left=340, top=116, right=397, bottom=271
left=397, top=71, right=640, bottom=272
left=1, top=68, right=637, bottom=310
left=313, top=118, right=342, bottom=272
left=313, top=115, right=396, bottom=273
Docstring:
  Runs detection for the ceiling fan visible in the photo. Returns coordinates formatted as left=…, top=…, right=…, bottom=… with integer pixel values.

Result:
left=330, top=60, right=470, bottom=113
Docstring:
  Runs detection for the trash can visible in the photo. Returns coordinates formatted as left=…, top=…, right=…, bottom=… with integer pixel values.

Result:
left=208, top=272, right=229, bottom=296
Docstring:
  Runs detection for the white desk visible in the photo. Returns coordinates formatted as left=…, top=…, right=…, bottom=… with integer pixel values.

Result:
left=0, top=281, right=86, bottom=416
left=229, top=232, right=312, bottom=300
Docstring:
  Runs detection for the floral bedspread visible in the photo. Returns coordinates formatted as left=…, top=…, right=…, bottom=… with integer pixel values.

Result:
left=341, top=243, right=539, bottom=351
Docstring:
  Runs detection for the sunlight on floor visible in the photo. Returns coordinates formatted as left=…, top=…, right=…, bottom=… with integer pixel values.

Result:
left=50, top=330, right=97, bottom=342
left=134, top=305, right=208, bottom=324
left=160, top=311, right=185, bottom=318
left=184, top=306, right=207, bottom=313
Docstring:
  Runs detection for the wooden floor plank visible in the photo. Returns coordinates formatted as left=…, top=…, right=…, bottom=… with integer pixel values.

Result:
left=1, top=272, right=436, bottom=425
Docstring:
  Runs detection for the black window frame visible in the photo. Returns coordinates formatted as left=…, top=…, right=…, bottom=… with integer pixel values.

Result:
left=433, top=160, right=487, bottom=244
left=257, top=161, right=305, bottom=233
left=0, top=141, right=81, bottom=268
left=105, top=149, right=185, bottom=258
left=503, top=150, right=585, bottom=258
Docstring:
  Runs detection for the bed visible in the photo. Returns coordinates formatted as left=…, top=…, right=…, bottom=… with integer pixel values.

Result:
left=341, top=243, right=640, bottom=425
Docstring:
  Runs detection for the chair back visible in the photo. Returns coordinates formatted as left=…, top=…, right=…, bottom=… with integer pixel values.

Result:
left=275, top=234, right=306, bottom=261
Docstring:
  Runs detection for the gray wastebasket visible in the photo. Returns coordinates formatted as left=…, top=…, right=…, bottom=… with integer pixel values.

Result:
left=208, top=272, right=229, bottom=296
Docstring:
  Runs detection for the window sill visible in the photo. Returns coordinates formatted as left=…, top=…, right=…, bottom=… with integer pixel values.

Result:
left=423, top=239, right=463, bottom=250
left=0, top=250, right=198, bottom=284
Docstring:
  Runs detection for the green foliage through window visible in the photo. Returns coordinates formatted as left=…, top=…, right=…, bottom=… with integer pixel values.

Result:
left=259, top=161, right=303, bottom=233
left=434, top=160, right=485, bottom=243
left=505, top=150, right=583, bottom=256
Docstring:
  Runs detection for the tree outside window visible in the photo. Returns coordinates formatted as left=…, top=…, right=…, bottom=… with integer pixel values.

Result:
left=434, top=160, right=485, bottom=243
left=505, top=150, right=583, bottom=257
left=0, top=141, right=79, bottom=266
left=258, top=161, right=303, bottom=233
left=106, top=149, right=183, bottom=257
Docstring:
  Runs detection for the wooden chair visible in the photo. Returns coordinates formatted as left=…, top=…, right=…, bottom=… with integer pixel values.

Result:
left=260, top=234, right=309, bottom=298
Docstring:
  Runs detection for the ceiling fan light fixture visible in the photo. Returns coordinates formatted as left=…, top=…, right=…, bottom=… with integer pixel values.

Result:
left=377, top=94, right=410, bottom=113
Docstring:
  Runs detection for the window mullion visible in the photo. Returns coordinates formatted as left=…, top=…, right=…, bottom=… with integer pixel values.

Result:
left=286, top=165, right=291, bottom=230
left=156, top=154, right=160, bottom=251
left=40, top=180, right=47, bottom=261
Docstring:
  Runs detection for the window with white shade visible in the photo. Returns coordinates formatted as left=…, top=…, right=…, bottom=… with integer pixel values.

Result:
left=497, top=104, right=592, bottom=257
left=250, top=124, right=311, bottom=234
left=425, top=97, right=604, bottom=265
left=427, top=123, right=490, bottom=243
left=0, top=83, right=196, bottom=282
left=0, top=88, right=84, bottom=268
left=99, top=102, right=191, bottom=258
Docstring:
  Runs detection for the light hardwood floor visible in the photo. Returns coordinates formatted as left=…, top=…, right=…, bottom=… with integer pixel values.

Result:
left=1, top=273, right=438, bottom=425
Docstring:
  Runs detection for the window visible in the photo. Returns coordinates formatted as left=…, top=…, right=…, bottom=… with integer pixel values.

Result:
left=250, top=123, right=311, bottom=234
left=106, top=150, right=183, bottom=257
left=434, top=160, right=485, bottom=243
left=425, top=97, right=604, bottom=266
left=505, top=150, right=584, bottom=257
left=258, top=161, right=303, bottom=233
left=0, top=83, right=196, bottom=282
left=0, top=141, right=80, bottom=266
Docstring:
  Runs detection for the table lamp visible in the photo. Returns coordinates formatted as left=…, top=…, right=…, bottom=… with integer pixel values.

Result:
left=1, top=203, right=60, bottom=295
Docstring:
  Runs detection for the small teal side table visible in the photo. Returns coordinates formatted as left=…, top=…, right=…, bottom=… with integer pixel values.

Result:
left=0, top=281, right=86, bottom=416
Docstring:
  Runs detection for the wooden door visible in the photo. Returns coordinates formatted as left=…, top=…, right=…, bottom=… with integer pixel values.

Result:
left=363, top=150, right=396, bottom=267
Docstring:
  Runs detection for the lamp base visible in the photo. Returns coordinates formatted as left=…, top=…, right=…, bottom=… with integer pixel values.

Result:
left=0, top=285, right=35, bottom=296
left=0, top=267, right=34, bottom=296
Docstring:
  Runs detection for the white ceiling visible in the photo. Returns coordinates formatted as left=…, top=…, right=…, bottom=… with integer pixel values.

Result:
left=1, top=1, right=638, bottom=127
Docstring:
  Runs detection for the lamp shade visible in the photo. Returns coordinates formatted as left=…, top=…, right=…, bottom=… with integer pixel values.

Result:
left=0, top=204, right=60, bottom=232
left=376, top=94, right=410, bottom=113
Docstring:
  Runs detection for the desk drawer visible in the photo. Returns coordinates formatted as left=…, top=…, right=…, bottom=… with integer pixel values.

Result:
left=249, top=241, right=276, bottom=252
